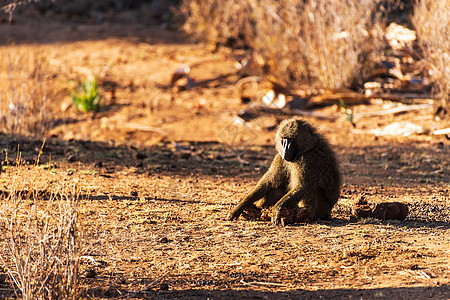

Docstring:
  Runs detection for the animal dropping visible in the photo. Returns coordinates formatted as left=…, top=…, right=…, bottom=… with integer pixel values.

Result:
left=228, top=117, right=342, bottom=225
left=352, top=197, right=373, bottom=219
left=352, top=198, right=409, bottom=221
left=372, top=202, right=409, bottom=221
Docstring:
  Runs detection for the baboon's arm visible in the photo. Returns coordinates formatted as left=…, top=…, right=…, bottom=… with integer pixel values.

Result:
left=227, top=181, right=271, bottom=220
left=227, top=155, right=284, bottom=221
left=270, top=188, right=306, bottom=225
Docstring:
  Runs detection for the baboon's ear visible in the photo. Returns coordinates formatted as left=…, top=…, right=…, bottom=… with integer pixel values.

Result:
left=297, top=126, right=317, bottom=154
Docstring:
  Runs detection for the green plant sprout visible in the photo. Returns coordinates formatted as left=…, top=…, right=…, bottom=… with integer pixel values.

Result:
left=339, top=98, right=355, bottom=127
left=71, top=77, right=100, bottom=113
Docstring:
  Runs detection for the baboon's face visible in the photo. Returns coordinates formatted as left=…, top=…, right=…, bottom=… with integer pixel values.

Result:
left=280, top=137, right=297, bottom=161
left=276, top=118, right=315, bottom=162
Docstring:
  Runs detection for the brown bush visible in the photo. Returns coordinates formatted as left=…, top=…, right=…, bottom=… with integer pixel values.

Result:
left=0, top=182, right=80, bottom=300
left=180, top=0, right=388, bottom=89
left=0, top=0, right=40, bottom=18
left=179, top=0, right=256, bottom=49
left=0, top=51, right=53, bottom=137
left=413, top=0, right=450, bottom=115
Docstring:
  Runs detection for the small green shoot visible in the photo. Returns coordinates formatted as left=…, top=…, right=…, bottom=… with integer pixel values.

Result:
left=81, top=169, right=97, bottom=175
left=38, top=162, right=57, bottom=170
left=339, top=98, right=355, bottom=127
left=71, top=77, right=100, bottom=113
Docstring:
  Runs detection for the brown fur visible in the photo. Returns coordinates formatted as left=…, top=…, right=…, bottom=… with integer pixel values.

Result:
left=227, top=117, right=342, bottom=225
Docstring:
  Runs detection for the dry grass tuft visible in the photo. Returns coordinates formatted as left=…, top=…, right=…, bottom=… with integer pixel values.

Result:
left=0, top=51, right=53, bottom=137
left=412, top=0, right=450, bottom=115
left=0, top=1, right=40, bottom=20
left=0, top=179, right=80, bottom=299
left=180, top=0, right=388, bottom=89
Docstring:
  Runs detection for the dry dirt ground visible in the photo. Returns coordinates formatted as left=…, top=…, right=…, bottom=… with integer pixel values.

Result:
left=1, top=11, right=450, bottom=299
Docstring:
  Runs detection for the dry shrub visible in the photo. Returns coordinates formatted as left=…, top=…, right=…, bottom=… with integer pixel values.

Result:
left=0, top=0, right=41, bottom=20
left=0, top=182, right=80, bottom=299
left=180, top=0, right=388, bottom=89
left=412, top=0, right=450, bottom=115
left=0, top=51, right=52, bottom=137
left=179, top=0, right=256, bottom=49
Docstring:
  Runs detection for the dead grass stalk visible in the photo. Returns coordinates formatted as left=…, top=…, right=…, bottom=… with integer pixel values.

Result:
left=0, top=180, right=80, bottom=299
left=412, top=0, right=450, bottom=115
left=180, top=0, right=388, bottom=89
left=0, top=51, right=52, bottom=137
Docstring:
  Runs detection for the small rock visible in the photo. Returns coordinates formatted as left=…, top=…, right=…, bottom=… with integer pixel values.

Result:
left=117, top=277, right=127, bottom=284
left=130, top=190, right=138, bottom=197
left=85, top=268, right=96, bottom=278
left=61, top=100, right=72, bottom=112
left=180, top=152, right=191, bottom=159
left=239, top=204, right=262, bottom=220
left=25, top=159, right=35, bottom=165
left=159, top=237, right=170, bottom=243
left=94, top=161, right=103, bottom=168
left=136, top=152, right=147, bottom=160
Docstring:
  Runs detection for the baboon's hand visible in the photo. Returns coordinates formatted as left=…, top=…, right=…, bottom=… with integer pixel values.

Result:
left=227, top=208, right=241, bottom=221
left=271, top=207, right=282, bottom=226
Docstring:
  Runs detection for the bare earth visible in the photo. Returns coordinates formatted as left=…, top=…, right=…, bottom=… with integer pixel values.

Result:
left=1, top=12, right=449, bottom=299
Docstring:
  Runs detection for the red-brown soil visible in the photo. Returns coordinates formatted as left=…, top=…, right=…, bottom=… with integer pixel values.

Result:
left=0, top=11, right=449, bottom=299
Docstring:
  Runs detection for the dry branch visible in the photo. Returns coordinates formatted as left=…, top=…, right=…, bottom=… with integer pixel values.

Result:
left=238, top=104, right=339, bottom=121
left=367, top=92, right=437, bottom=103
left=353, top=103, right=434, bottom=120
left=432, top=128, right=450, bottom=135
left=307, top=89, right=370, bottom=107
left=240, top=280, right=286, bottom=287
left=124, top=123, right=165, bottom=134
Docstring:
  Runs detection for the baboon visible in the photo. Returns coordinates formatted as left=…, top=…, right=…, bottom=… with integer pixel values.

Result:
left=227, top=117, right=342, bottom=225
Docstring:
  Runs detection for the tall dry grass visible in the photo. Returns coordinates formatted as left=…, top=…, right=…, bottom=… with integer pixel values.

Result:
left=0, top=179, right=80, bottom=299
left=413, top=0, right=450, bottom=115
left=180, top=0, right=388, bottom=89
left=0, top=51, right=52, bottom=137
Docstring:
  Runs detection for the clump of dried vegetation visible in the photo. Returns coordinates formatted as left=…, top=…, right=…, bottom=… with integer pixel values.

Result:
left=179, top=0, right=389, bottom=89
left=0, top=171, right=80, bottom=299
left=413, top=0, right=450, bottom=115
left=0, top=51, right=53, bottom=137
left=0, top=0, right=40, bottom=19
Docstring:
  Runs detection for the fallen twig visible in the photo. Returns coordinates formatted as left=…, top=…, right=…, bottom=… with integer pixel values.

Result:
left=236, top=76, right=264, bottom=88
left=432, top=128, right=450, bottom=135
left=353, top=103, right=434, bottom=121
left=124, top=123, right=165, bottom=134
left=368, top=92, right=437, bottom=103
left=238, top=104, right=339, bottom=121
left=308, top=89, right=370, bottom=107
left=240, top=280, right=286, bottom=287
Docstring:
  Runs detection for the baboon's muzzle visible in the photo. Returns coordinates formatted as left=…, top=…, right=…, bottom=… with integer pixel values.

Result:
left=281, top=138, right=296, bottom=161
